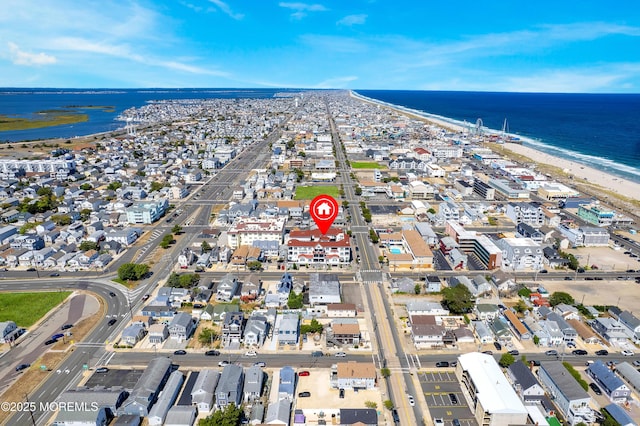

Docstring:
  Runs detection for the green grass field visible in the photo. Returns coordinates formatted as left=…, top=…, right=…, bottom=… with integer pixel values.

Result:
left=294, top=185, right=340, bottom=200
left=350, top=161, right=386, bottom=169
left=0, top=291, right=71, bottom=327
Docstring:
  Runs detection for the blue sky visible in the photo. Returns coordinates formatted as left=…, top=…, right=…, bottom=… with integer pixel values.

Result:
left=1, top=0, right=640, bottom=92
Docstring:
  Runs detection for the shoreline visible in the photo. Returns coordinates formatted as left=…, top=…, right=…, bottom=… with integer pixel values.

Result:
left=350, top=91, right=640, bottom=207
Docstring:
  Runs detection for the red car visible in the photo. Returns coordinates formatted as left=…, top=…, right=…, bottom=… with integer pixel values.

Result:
left=298, top=371, right=310, bottom=377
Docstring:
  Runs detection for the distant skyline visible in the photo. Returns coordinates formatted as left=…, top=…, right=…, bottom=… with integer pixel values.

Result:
left=2, top=1, right=640, bottom=92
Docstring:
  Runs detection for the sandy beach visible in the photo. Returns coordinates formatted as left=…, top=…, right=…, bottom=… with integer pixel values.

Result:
left=502, top=142, right=640, bottom=201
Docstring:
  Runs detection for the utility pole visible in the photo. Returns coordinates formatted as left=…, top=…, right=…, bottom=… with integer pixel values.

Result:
left=24, top=393, right=36, bottom=426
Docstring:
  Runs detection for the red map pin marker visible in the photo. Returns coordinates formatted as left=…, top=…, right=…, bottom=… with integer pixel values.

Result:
left=309, top=194, right=339, bottom=235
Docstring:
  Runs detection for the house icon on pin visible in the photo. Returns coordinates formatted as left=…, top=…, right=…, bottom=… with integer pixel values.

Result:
left=316, top=202, right=332, bottom=217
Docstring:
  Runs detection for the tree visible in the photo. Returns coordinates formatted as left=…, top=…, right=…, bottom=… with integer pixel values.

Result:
left=380, top=368, right=391, bottom=378
left=365, top=400, right=378, bottom=409
left=354, top=186, right=362, bottom=196
left=414, top=283, right=422, bottom=295
left=79, top=241, right=99, bottom=251
left=499, top=352, right=515, bottom=368
left=513, top=300, right=528, bottom=314
left=549, top=291, right=575, bottom=307
left=51, top=214, right=72, bottom=226
left=79, top=208, right=92, bottom=222
left=171, top=224, right=183, bottom=235
left=199, top=403, right=242, bottom=426
left=300, top=319, right=323, bottom=335
left=383, top=400, right=394, bottom=410
left=150, top=181, right=164, bottom=193
left=369, top=229, right=379, bottom=244
left=533, top=335, right=540, bottom=345
left=441, top=285, right=474, bottom=314
left=117, top=263, right=150, bottom=281
left=198, top=328, right=218, bottom=346
left=287, top=292, right=303, bottom=309
left=201, top=241, right=212, bottom=253
left=80, top=183, right=93, bottom=190
left=247, top=261, right=263, bottom=271
left=107, top=181, right=122, bottom=191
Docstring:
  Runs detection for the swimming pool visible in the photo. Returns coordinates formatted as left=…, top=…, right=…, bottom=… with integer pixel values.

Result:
left=390, top=248, right=402, bottom=254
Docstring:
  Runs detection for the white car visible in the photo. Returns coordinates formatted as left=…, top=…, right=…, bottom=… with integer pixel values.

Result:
left=335, top=352, right=347, bottom=357
left=434, top=419, right=444, bottom=426
left=407, top=395, right=415, bottom=406
left=621, top=349, right=635, bottom=356
left=244, top=350, right=257, bottom=357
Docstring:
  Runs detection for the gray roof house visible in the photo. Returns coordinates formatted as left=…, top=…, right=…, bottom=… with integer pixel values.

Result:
left=308, top=273, right=341, bottom=305
left=538, top=361, right=595, bottom=425
left=276, top=313, right=299, bottom=346
left=278, top=366, right=296, bottom=401
left=148, top=324, right=169, bottom=344
left=164, top=405, right=197, bottom=426
left=148, top=370, right=184, bottom=426
left=216, top=273, right=239, bottom=302
left=215, top=364, right=244, bottom=409
left=221, top=311, right=244, bottom=349
left=168, top=312, right=194, bottom=340
left=243, top=314, right=269, bottom=347
left=118, top=357, right=173, bottom=417
left=191, top=369, right=219, bottom=413
left=243, top=365, right=265, bottom=403
left=121, top=323, right=146, bottom=346
left=265, top=398, right=291, bottom=425
left=507, top=361, right=545, bottom=401
left=340, top=408, right=378, bottom=426
left=587, top=361, right=631, bottom=403
left=53, top=388, right=128, bottom=426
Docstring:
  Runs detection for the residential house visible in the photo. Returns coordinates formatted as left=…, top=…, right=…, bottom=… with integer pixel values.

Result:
left=538, top=361, right=595, bottom=425
left=0, top=321, right=19, bottom=343
left=215, top=364, right=244, bottom=409
left=411, top=322, right=446, bottom=349
left=148, top=370, right=184, bottom=426
left=507, top=361, right=546, bottom=401
left=278, top=366, right=296, bottom=401
left=191, top=369, right=219, bottom=413
left=216, top=273, right=239, bottom=302
left=587, top=361, right=631, bottom=403
left=168, top=312, right=194, bottom=340
left=591, top=317, right=629, bottom=345
left=118, top=357, right=173, bottom=417
left=334, top=362, right=377, bottom=390
left=339, top=408, right=378, bottom=426
left=264, top=399, right=290, bottom=425
left=243, top=365, right=264, bottom=403
left=330, top=320, right=361, bottom=346
left=326, top=303, right=357, bottom=318
left=52, top=388, right=128, bottom=426
left=308, top=273, right=341, bottom=305
left=243, top=314, right=269, bottom=347
left=148, top=324, right=169, bottom=344
left=221, top=311, right=244, bottom=349
left=164, top=405, right=197, bottom=426
left=121, top=324, right=146, bottom=346
left=275, top=313, right=299, bottom=346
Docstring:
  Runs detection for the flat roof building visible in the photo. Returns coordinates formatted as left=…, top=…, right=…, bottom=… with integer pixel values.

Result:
left=456, top=352, right=528, bottom=426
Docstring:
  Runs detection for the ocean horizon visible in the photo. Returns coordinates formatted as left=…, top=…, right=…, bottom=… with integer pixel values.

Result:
left=2, top=88, right=639, bottom=183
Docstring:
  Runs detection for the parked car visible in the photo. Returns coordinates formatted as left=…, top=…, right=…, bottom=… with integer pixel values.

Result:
left=51, top=333, right=64, bottom=340
left=298, top=392, right=311, bottom=397
left=205, top=350, right=220, bottom=356
left=433, top=419, right=444, bottom=426
left=95, top=367, right=109, bottom=373
left=589, top=382, right=602, bottom=395
left=595, top=349, right=609, bottom=356
left=218, top=361, right=229, bottom=367
left=482, top=350, right=493, bottom=355
left=335, top=352, right=347, bottom=357
left=407, top=395, right=415, bottom=406
left=452, top=420, right=461, bottom=426
left=633, top=360, right=640, bottom=367
left=391, top=409, right=400, bottom=423
left=564, top=276, right=574, bottom=280
left=61, top=324, right=73, bottom=330
left=298, top=371, right=310, bottom=376
left=572, top=349, right=588, bottom=355
left=244, top=350, right=257, bottom=357
left=15, top=363, right=30, bottom=372
left=622, top=349, right=635, bottom=356
left=539, top=269, right=548, bottom=273
left=339, top=388, right=345, bottom=398
left=545, top=350, right=558, bottom=356
left=566, top=341, right=577, bottom=348
left=493, top=342, right=502, bottom=351
left=44, top=339, right=57, bottom=345
left=174, top=350, right=187, bottom=355
left=449, top=393, right=458, bottom=404
left=311, top=351, right=324, bottom=357
left=435, top=361, right=449, bottom=368
left=26, top=268, right=36, bottom=272
left=508, top=349, right=520, bottom=356
left=254, top=361, right=266, bottom=368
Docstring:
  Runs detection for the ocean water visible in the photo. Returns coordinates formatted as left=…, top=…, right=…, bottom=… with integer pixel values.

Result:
left=0, top=88, right=288, bottom=142
left=2, top=88, right=639, bottom=183
left=356, top=90, right=640, bottom=182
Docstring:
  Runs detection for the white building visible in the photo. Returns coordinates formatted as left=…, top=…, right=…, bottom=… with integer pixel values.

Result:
left=495, top=237, right=543, bottom=271
left=227, top=217, right=286, bottom=249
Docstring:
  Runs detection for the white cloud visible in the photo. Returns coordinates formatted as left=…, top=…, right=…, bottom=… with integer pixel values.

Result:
left=208, top=0, right=244, bottom=20
left=313, top=75, right=358, bottom=88
left=337, top=14, right=367, bottom=26
left=279, top=2, right=328, bottom=19
left=7, top=42, right=56, bottom=66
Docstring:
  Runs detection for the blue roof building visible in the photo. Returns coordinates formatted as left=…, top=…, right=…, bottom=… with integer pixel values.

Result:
left=586, top=361, right=631, bottom=403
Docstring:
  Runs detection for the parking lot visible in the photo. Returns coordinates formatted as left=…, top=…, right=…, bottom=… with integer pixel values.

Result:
left=419, top=370, right=477, bottom=426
